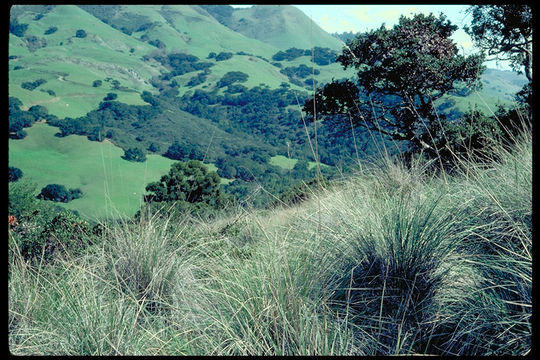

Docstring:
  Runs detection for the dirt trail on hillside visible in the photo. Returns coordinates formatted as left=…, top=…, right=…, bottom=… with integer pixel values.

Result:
left=20, top=97, right=61, bottom=110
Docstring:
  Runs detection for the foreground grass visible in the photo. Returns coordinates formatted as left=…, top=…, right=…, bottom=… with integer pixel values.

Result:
left=8, top=129, right=531, bottom=355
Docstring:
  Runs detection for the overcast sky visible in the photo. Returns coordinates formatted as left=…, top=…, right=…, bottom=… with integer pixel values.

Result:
left=231, top=4, right=511, bottom=70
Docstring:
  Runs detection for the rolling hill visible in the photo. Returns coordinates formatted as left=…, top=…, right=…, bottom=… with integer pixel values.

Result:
left=8, top=4, right=528, bottom=219
left=201, top=5, right=344, bottom=50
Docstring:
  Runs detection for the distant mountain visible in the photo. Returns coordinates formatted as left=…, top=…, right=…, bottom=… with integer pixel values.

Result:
left=202, top=5, right=344, bottom=50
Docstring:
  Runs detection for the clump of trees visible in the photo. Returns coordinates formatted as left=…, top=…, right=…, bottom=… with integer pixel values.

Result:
left=9, top=97, right=57, bottom=139
left=122, top=147, right=146, bottom=162
left=9, top=18, right=28, bottom=37
left=163, top=141, right=204, bottom=161
left=216, top=71, right=248, bottom=88
left=75, top=29, right=87, bottom=38
left=37, top=184, right=83, bottom=203
left=21, top=79, right=47, bottom=91
left=272, top=47, right=337, bottom=65
left=103, top=92, right=118, bottom=101
left=280, top=64, right=319, bottom=82
left=44, top=26, right=58, bottom=35
left=143, top=160, right=231, bottom=213
left=215, top=51, right=233, bottom=61
left=146, top=52, right=214, bottom=80
left=9, top=167, right=23, bottom=182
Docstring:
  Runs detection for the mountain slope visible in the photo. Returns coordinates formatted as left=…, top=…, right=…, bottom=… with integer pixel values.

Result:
left=9, top=5, right=163, bottom=118
left=203, top=5, right=344, bottom=50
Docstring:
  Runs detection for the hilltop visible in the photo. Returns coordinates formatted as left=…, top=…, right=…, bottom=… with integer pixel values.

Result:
left=201, top=5, right=344, bottom=50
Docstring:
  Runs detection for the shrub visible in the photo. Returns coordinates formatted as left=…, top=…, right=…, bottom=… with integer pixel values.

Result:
left=92, top=79, right=102, bottom=87
left=148, top=142, right=161, bottom=153
left=37, top=184, right=83, bottom=203
left=9, top=167, right=23, bottom=182
left=122, top=147, right=146, bottom=162
left=13, top=210, right=95, bottom=263
left=44, top=26, right=57, bottom=35
left=103, top=92, right=117, bottom=101
left=75, top=29, right=87, bottom=38
left=21, top=79, right=47, bottom=91
left=9, top=19, right=28, bottom=37
left=215, top=51, right=233, bottom=61
left=216, top=71, right=248, bottom=88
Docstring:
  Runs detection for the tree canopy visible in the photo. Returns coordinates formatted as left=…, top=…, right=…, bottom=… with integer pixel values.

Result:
left=144, top=160, right=228, bottom=210
left=37, top=184, right=83, bottom=203
left=305, top=13, right=485, bottom=154
left=465, top=5, right=532, bottom=81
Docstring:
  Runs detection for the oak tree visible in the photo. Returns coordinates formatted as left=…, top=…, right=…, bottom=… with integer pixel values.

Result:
left=305, top=13, right=485, bottom=155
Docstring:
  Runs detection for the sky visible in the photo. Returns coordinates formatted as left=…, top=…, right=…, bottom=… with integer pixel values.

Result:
left=230, top=4, right=511, bottom=70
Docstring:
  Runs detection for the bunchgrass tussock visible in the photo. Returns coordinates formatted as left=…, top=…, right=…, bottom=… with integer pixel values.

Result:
left=8, top=124, right=531, bottom=356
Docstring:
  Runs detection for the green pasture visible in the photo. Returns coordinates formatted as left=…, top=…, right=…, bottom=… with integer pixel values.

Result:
left=9, top=5, right=160, bottom=118
left=8, top=124, right=176, bottom=219
left=8, top=123, right=175, bottom=220
left=9, top=123, right=230, bottom=220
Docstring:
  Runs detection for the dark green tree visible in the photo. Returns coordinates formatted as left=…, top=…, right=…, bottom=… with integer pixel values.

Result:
left=163, top=141, right=186, bottom=160
left=104, top=92, right=117, bottom=101
left=144, top=160, right=228, bottom=209
left=9, top=18, right=28, bottom=37
left=75, top=29, right=87, bottom=38
left=305, top=13, right=485, bottom=155
left=37, top=184, right=83, bottom=203
left=44, top=26, right=58, bottom=35
left=122, top=147, right=146, bottom=162
left=465, top=5, right=532, bottom=81
left=9, top=167, right=23, bottom=182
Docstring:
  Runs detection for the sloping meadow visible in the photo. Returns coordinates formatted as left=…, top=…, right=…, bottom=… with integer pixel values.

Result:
left=9, top=130, right=531, bottom=355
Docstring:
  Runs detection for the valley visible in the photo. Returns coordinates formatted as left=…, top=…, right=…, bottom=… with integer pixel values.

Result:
left=9, top=4, right=527, bottom=219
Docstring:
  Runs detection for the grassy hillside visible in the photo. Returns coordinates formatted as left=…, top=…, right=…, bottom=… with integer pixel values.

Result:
left=8, top=123, right=176, bottom=219
left=219, top=5, right=343, bottom=50
left=9, top=126, right=531, bottom=355
left=9, top=4, right=528, bottom=220
left=9, top=5, right=161, bottom=118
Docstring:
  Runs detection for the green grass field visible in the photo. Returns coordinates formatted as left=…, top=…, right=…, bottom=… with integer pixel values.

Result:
left=9, top=123, right=230, bottom=220
left=9, top=123, right=177, bottom=220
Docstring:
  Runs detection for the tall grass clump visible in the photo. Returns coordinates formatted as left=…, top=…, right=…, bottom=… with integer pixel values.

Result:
left=181, top=205, right=363, bottom=355
left=8, top=121, right=531, bottom=356
left=9, top=234, right=152, bottom=355
left=427, top=127, right=532, bottom=355
left=302, top=157, right=475, bottom=355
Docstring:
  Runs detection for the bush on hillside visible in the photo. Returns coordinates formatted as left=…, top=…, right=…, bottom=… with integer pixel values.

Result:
left=216, top=71, right=248, bottom=88
left=44, top=26, right=58, bottom=35
left=103, top=92, right=118, bottom=101
left=9, top=19, right=28, bottom=37
left=75, top=29, right=87, bottom=38
left=37, top=184, right=83, bottom=203
left=144, top=160, right=230, bottom=211
left=122, top=147, right=146, bottom=162
left=21, top=79, right=47, bottom=91
left=9, top=167, right=23, bottom=182
left=215, top=52, right=233, bottom=61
